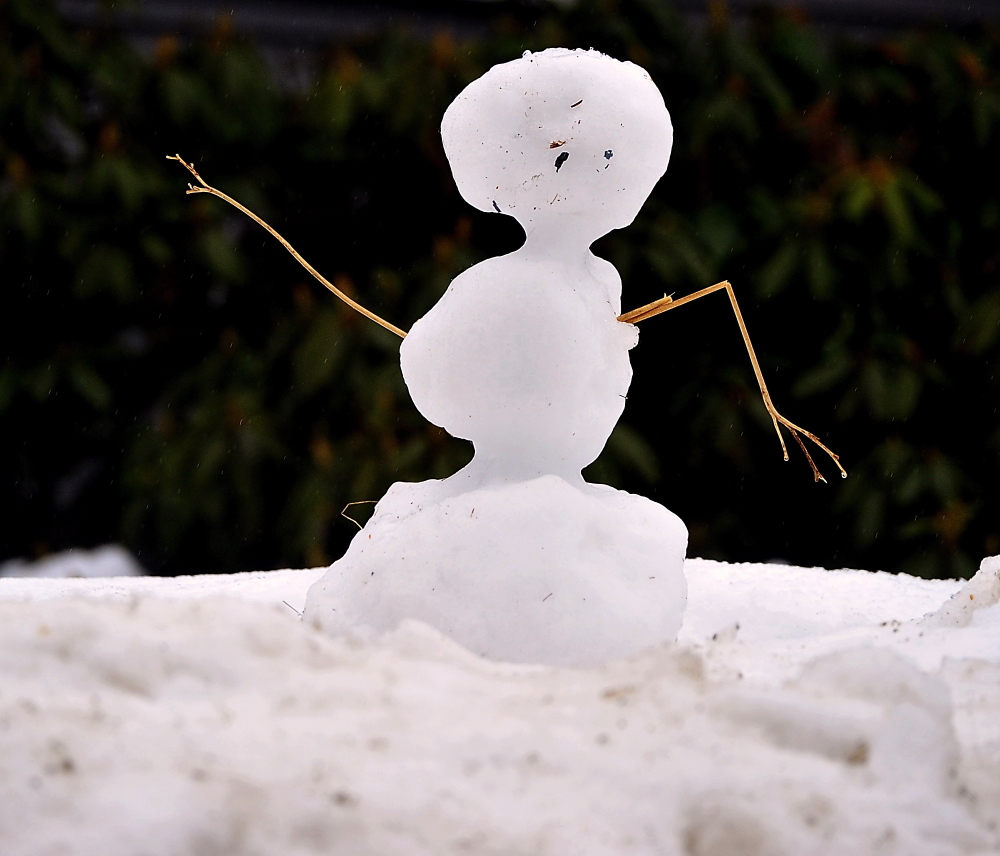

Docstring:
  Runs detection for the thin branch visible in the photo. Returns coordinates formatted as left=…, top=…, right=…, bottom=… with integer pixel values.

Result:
left=619, top=280, right=846, bottom=483
left=166, top=154, right=407, bottom=339
left=341, top=500, right=378, bottom=530
left=619, top=294, right=673, bottom=323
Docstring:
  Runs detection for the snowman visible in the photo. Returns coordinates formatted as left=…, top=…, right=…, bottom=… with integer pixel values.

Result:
left=304, top=49, right=690, bottom=667
left=170, top=48, right=841, bottom=667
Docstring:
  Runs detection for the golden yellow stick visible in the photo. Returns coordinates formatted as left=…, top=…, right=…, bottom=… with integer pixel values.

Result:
left=619, top=280, right=846, bottom=483
left=166, top=154, right=407, bottom=339
left=341, top=500, right=378, bottom=530
left=619, top=294, right=673, bottom=323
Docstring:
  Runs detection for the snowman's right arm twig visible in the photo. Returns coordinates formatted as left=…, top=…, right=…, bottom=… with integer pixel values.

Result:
left=166, top=155, right=408, bottom=339
left=619, top=281, right=846, bottom=483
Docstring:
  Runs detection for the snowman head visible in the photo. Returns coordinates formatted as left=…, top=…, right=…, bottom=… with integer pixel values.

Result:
left=442, top=48, right=673, bottom=243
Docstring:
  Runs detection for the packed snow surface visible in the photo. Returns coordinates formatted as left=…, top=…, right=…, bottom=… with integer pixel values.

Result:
left=2, top=557, right=998, bottom=855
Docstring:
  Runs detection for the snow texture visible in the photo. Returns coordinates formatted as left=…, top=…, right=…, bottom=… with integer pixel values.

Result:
left=1, top=557, right=998, bottom=855
left=308, top=50, right=688, bottom=661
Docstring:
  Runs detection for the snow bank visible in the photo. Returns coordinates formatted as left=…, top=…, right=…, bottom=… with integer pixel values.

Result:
left=0, top=545, right=144, bottom=579
left=1, top=558, right=997, bottom=855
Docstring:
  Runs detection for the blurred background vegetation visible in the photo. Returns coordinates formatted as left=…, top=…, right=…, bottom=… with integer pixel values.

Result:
left=3, top=0, right=1000, bottom=578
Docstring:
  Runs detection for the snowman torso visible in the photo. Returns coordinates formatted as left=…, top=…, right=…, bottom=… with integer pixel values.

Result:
left=401, top=249, right=638, bottom=477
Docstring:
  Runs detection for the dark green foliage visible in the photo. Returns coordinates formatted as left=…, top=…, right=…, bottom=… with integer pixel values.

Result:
left=3, top=0, right=999, bottom=577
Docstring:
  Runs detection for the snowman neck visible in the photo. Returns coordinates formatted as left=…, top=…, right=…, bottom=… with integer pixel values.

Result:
left=450, top=451, right=587, bottom=493
left=518, top=218, right=602, bottom=261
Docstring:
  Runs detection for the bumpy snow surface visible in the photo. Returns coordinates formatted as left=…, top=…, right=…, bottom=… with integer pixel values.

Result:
left=1, top=558, right=998, bottom=855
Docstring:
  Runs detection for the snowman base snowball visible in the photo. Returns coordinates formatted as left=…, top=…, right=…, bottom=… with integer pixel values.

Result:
left=305, top=475, right=687, bottom=667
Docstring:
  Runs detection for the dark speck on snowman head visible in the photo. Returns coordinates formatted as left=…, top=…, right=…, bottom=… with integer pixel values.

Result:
left=554, top=151, right=569, bottom=172
left=604, top=150, right=613, bottom=159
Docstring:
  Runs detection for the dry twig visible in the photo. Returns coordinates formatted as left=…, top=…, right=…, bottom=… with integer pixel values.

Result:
left=166, top=154, right=407, bottom=339
left=341, top=500, right=378, bottom=530
left=619, top=280, right=846, bottom=483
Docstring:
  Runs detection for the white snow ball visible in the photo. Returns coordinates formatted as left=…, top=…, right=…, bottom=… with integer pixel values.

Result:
left=400, top=251, right=637, bottom=477
left=442, top=47, right=673, bottom=239
left=305, top=474, right=688, bottom=667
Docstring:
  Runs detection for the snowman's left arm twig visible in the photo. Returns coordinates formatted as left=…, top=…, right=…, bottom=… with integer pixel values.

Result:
left=619, top=281, right=846, bottom=483
left=166, top=155, right=408, bottom=339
